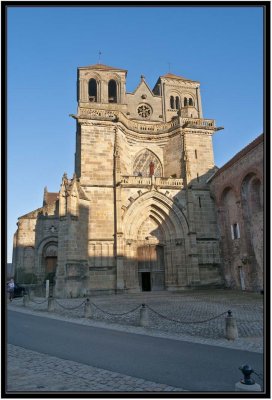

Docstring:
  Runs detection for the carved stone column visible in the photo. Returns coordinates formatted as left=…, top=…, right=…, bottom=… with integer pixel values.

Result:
left=79, top=79, right=88, bottom=102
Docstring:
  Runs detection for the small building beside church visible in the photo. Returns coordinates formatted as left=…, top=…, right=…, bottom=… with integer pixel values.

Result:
left=209, top=134, right=264, bottom=291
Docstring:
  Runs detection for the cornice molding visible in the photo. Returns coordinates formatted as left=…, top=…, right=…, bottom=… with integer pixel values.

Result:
left=73, top=108, right=217, bottom=136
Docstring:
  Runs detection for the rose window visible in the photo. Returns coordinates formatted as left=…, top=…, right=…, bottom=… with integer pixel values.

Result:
left=137, top=104, right=152, bottom=118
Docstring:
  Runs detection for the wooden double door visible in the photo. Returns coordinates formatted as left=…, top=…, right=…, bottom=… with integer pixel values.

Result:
left=137, top=245, right=165, bottom=291
left=45, top=256, right=57, bottom=286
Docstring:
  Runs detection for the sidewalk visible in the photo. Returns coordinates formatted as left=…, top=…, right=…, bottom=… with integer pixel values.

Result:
left=7, top=344, right=185, bottom=392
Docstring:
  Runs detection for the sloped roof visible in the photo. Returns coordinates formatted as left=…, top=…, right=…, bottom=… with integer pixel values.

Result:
left=44, top=192, right=59, bottom=205
left=19, top=207, right=43, bottom=219
left=78, top=63, right=127, bottom=72
left=211, top=134, right=264, bottom=180
left=161, top=73, right=199, bottom=83
left=130, top=77, right=155, bottom=96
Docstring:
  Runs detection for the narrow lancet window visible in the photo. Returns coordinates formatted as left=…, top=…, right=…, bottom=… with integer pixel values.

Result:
left=108, top=80, right=117, bottom=103
left=175, top=96, right=180, bottom=109
left=88, top=79, right=97, bottom=102
left=170, top=96, right=175, bottom=109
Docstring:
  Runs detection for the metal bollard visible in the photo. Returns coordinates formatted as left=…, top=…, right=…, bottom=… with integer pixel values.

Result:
left=84, top=298, right=92, bottom=318
left=139, top=304, right=149, bottom=327
left=47, top=296, right=55, bottom=312
left=235, top=364, right=262, bottom=391
left=225, top=310, right=238, bottom=340
left=23, top=293, right=30, bottom=307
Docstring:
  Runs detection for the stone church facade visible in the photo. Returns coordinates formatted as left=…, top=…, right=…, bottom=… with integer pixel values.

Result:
left=13, top=63, right=228, bottom=297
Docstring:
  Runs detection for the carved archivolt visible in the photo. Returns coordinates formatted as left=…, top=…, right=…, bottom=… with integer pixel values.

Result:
left=43, top=243, right=58, bottom=258
left=122, top=190, right=189, bottom=240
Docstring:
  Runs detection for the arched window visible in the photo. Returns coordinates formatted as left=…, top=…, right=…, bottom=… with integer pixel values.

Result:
left=108, top=80, right=117, bottom=103
left=189, top=98, right=194, bottom=106
left=88, top=79, right=97, bottom=102
left=184, top=97, right=188, bottom=106
left=133, top=149, right=163, bottom=177
left=249, top=178, right=262, bottom=212
left=170, top=96, right=175, bottom=109
left=175, top=97, right=180, bottom=109
left=241, top=174, right=262, bottom=215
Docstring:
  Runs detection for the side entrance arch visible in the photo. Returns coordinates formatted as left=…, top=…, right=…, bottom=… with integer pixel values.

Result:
left=43, top=243, right=58, bottom=277
left=37, top=239, right=58, bottom=284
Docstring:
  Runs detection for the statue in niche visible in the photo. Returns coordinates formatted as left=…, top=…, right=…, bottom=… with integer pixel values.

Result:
left=149, top=161, right=155, bottom=176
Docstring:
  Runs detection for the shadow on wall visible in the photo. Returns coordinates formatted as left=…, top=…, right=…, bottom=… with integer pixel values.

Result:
left=210, top=170, right=263, bottom=292
left=13, top=167, right=225, bottom=297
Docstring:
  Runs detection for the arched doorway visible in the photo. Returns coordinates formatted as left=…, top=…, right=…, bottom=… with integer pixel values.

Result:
left=137, top=245, right=165, bottom=291
left=137, top=217, right=165, bottom=291
left=122, top=191, right=189, bottom=291
left=42, top=243, right=58, bottom=283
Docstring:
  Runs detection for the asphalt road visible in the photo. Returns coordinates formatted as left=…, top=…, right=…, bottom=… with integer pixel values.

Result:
left=8, top=310, right=263, bottom=392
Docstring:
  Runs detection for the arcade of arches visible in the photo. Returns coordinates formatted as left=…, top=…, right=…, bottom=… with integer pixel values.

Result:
left=210, top=134, right=263, bottom=291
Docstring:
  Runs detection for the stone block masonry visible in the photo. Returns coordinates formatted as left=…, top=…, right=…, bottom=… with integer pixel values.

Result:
left=12, top=62, right=262, bottom=297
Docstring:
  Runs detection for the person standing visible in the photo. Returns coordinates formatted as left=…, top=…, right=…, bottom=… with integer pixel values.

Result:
left=8, top=278, right=15, bottom=301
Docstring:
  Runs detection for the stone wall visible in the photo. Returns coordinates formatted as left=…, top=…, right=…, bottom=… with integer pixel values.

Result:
left=163, top=134, right=183, bottom=178
left=184, top=132, right=215, bottom=183
left=79, top=123, right=115, bottom=185
left=210, top=134, right=263, bottom=291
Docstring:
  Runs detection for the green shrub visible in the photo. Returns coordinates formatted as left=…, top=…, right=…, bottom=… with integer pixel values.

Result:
left=15, top=269, right=37, bottom=284
left=44, top=272, right=55, bottom=284
left=23, top=273, right=38, bottom=284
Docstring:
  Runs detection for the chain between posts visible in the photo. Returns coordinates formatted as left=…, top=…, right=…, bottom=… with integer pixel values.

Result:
left=90, top=302, right=142, bottom=316
left=54, top=299, right=87, bottom=310
left=146, top=305, right=229, bottom=324
left=24, top=297, right=231, bottom=323
left=29, top=298, right=48, bottom=305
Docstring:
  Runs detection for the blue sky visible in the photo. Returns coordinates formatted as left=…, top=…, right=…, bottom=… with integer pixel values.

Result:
left=7, top=6, right=264, bottom=262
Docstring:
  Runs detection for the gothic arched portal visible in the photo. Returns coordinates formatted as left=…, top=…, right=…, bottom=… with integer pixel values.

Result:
left=122, top=191, right=190, bottom=291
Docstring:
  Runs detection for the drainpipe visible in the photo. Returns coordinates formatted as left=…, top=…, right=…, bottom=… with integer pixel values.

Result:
left=162, top=82, right=166, bottom=122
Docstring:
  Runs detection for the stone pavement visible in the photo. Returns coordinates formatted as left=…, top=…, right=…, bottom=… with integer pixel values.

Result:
left=7, top=289, right=264, bottom=393
left=7, top=344, right=185, bottom=392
